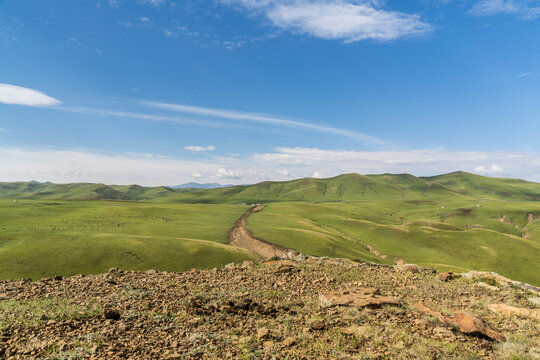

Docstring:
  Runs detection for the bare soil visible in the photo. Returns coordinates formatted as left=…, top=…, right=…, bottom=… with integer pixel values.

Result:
left=228, top=206, right=289, bottom=258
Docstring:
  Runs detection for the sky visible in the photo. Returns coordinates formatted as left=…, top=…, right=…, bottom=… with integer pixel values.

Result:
left=1, top=0, right=540, bottom=186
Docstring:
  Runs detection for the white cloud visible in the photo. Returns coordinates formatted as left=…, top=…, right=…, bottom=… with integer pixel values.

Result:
left=1, top=147, right=539, bottom=186
left=0, top=84, right=61, bottom=107
left=217, top=168, right=241, bottom=179
left=184, top=145, right=216, bottom=152
left=268, top=2, right=432, bottom=42
left=474, top=165, right=504, bottom=175
left=145, top=101, right=390, bottom=147
left=139, top=0, right=166, bottom=6
left=164, top=29, right=178, bottom=37
left=222, top=0, right=432, bottom=42
left=469, top=0, right=540, bottom=18
left=0, top=128, right=7, bottom=132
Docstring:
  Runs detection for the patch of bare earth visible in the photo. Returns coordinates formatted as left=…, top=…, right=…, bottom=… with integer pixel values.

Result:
left=1, top=259, right=539, bottom=359
left=228, top=206, right=289, bottom=259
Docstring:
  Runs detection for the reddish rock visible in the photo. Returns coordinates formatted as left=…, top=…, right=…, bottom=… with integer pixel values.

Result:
left=487, top=303, right=540, bottom=320
left=282, top=337, right=295, bottom=347
left=452, top=312, right=505, bottom=342
left=413, top=303, right=450, bottom=325
left=440, top=272, right=460, bottom=282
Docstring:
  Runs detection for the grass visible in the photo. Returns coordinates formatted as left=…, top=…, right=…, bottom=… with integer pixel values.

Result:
left=0, top=297, right=101, bottom=330
left=0, top=171, right=539, bottom=284
left=2, top=171, right=540, bottom=203
left=0, top=200, right=256, bottom=280
left=247, top=200, right=540, bottom=285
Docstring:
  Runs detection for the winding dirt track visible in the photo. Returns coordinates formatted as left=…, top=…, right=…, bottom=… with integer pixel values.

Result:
left=228, top=205, right=289, bottom=258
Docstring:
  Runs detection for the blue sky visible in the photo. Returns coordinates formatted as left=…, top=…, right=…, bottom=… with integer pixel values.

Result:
left=1, top=0, right=539, bottom=185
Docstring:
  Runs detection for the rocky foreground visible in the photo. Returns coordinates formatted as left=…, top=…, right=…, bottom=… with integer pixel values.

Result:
left=0, top=258, right=539, bottom=359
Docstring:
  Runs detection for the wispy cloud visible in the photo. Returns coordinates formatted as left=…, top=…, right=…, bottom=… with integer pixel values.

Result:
left=145, top=101, right=391, bottom=147
left=185, top=145, right=216, bottom=152
left=1, top=147, right=539, bottom=185
left=59, top=106, right=239, bottom=130
left=222, top=0, right=432, bottom=42
left=138, top=0, right=167, bottom=7
left=469, top=0, right=540, bottom=19
left=0, top=84, right=62, bottom=107
left=0, top=128, right=8, bottom=132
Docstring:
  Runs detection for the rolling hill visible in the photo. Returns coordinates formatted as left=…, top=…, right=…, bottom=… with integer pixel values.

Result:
left=1, top=172, right=539, bottom=202
left=1, top=172, right=539, bottom=284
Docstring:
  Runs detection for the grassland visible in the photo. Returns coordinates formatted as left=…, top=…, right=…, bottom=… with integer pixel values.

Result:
left=0, top=171, right=539, bottom=284
left=0, top=200, right=256, bottom=280
left=247, top=200, right=540, bottom=285
left=2, top=172, right=540, bottom=203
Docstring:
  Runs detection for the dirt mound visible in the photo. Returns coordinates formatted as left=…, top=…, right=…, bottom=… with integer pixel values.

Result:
left=1, top=259, right=539, bottom=359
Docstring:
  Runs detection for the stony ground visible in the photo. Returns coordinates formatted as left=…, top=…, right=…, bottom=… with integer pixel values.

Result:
left=0, top=258, right=539, bottom=360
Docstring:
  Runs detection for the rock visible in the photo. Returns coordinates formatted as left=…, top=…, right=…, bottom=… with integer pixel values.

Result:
left=233, top=298, right=254, bottom=311
left=53, top=275, right=63, bottom=281
left=452, top=312, right=505, bottom=342
left=460, top=271, right=511, bottom=285
left=145, top=270, right=158, bottom=274
left=477, top=282, right=500, bottom=291
left=319, top=288, right=400, bottom=308
left=241, top=260, right=254, bottom=268
left=224, top=263, right=236, bottom=270
left=274, top=264, right=296, bottom=273
left=487, top=303, right=540, bottom=320
left=257, top=327, right=270, bottom=339
left=309, top=320, right=325, bottom=331
left=440, top=272, right=459, bottom=282
left=282, top=250, right=308, bottom=262
left=528, top=297, right=540, bottom=306
left=108, top=267, right=119, bottom=274
left=104, top=309, right=121, bottom=321
left=395, top=264, right=436, bottom=274
left=282, top=337, right=295, bottom=347
left=413, top=303, right=449, bottom=325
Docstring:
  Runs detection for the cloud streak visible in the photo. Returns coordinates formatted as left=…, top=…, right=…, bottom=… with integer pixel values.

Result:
left=469, top=0, right=540, bottom=19
left=0, top=83, right=61, bottom=107
left=145, top=101, right=391, bottom=147
left=222, top=0, right=432, bottom=42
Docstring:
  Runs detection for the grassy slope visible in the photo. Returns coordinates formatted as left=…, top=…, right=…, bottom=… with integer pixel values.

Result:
left=247, top=200, right=540, bottom=285
left=1, top=172, right=539, bottom=283
left=2, top=172, right=539, bottom=203
left=0, top=200, right=256, bottom=280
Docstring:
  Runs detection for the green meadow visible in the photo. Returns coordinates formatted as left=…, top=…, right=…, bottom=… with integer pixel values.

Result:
left=0, top=200, right=255, bottom=280
left=247, top=200, right=540, bottom=285
left=0, top=171, right=539, bottom=285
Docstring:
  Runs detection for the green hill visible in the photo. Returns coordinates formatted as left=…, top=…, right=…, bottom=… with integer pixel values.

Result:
left=1, top=172, right=539, bottom=203
left=1, top=172, right=539, bottom=284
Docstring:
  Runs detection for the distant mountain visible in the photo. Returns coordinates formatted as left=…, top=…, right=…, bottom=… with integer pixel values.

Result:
left=0, top=172, right=539, bottom=202
left=169, top=182, right=234, bottom=189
